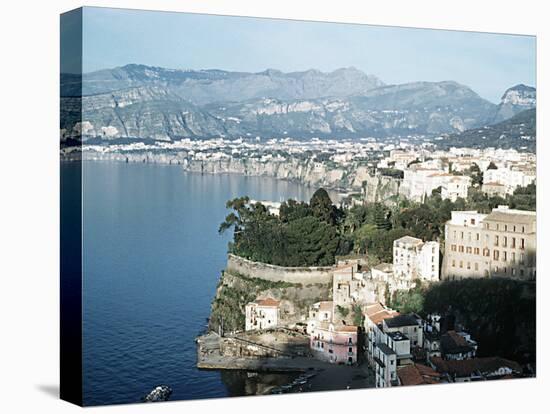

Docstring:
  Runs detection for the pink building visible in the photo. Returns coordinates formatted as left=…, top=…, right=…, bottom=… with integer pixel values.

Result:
left=310, top=322, right=358, bottom=364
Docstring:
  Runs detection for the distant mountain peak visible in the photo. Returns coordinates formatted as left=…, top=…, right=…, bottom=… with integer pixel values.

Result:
left=494, top=84, right=536, bottom=122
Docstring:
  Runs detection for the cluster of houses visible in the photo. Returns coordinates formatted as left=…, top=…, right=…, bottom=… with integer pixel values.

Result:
left=240, top=202, right=533, bottom=385
left=364, top=304, right=522, bottom=386
left=377, top=147, right=535, bottom=202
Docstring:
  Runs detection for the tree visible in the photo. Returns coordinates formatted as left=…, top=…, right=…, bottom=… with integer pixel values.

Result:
left=310, top=188, right=340, bottom=226
left=468, top=163, right=483, bottom=187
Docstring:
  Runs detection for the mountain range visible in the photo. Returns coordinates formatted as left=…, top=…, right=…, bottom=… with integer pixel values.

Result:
left=60, top=64, right=536, bottom=144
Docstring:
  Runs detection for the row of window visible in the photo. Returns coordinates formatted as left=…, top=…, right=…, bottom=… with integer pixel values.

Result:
left=451, top=231, right=526, bottom=249
left=450, top=260, right=528, bottom=276
left=450, top=246, right=526, bottom=264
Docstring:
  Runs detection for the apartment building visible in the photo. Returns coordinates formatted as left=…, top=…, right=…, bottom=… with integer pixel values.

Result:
left=442, top=206, right=536, bottom=281
left=483, top=167, right=536, bottom=195
left=393, top=236, right=440, bottom=282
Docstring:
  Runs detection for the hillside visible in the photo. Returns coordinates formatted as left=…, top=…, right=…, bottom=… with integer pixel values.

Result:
left=61, top=64, right=500, bottom=141
left=439, top=108, right=536, bottom=151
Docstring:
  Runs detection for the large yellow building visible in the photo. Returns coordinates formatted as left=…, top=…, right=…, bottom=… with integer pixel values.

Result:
left=442, top=206, right=536, bottom=281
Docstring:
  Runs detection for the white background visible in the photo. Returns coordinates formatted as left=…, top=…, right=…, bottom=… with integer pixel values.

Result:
left=0, top=0, right=548, bottom=413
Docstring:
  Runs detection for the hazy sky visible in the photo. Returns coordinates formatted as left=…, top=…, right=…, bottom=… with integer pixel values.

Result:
left=80, top=6, right=536, bottom=103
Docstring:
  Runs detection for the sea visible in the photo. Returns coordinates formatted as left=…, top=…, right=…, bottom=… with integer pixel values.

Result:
left=78, top=161, right=330, bottom=405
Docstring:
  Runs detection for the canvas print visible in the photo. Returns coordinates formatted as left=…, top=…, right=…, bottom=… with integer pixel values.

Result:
left=60, top=7, right=536, bottom=406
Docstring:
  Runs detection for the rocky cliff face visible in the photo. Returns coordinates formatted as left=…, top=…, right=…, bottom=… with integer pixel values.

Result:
left=79, top=149, right=403, bottom=201
left=493, top=84, right=536, bottom=123
left=61, top=64, right=508, bottom=141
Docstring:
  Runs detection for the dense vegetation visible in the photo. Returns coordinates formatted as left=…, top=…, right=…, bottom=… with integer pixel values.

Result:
left=389, top=279, right=536, bottom=363
left=220, top=183, right=535, bottom=267
left=219, top=189, right=351, bottom=266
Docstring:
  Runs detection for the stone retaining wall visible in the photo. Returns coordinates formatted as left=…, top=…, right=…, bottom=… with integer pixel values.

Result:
left=226, top=254, right=333, bottom=284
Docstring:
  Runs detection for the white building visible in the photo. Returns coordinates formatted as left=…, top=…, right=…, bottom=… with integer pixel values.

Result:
left=306, top=301, right=333, bottom=334
left=393, top=236, right=439, bottom=282
left=401, top=169, right=471, bottom=202
left=483, top=167, right=536, bottom=195
left=441, top=175, right=471, bottom=201
left=245, top=298, right=280, bottom=331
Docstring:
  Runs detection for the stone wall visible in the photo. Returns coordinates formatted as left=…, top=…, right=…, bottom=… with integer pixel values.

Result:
left=226, top=254, right=333, bottom=284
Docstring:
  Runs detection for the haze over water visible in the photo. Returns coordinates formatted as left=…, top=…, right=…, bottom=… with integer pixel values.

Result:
left=79, top=161, right=327, bottom=405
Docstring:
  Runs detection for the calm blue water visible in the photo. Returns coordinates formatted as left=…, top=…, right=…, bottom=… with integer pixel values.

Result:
left=81, top=162, right=323, bottom=406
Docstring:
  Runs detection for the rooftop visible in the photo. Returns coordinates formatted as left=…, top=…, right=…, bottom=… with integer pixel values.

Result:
left=394, top=236, right=423, bottom=246
left=384, top=314, right=421, bottom=329
left=431, top=357, right=522, bottom=377
left=398, top=364, right=442, bottom=386
left=373, top=263, right=393, bottom=272
left=387, top=331, right=409, bottom=342
left=254, top=298, right=281, bottom=308
left=483, top=208, right=536, bottom=225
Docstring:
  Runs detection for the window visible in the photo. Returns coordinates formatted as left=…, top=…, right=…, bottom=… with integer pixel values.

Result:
left=520, top=268, right=525, bottom=277
left=522, top=226, right=525, bottom=233
left=483, top=248, right=490, bottom=257
left=461, top=232, right=464, bottom=240
left=493, top=250, right=499, bottom=260
left=503, top=251, right=507, bottom=261
left=512, top=238, right=516, bottom=248
left=474, top=247, right=480, bottom=255
left=476, top=233, right=480, bottom=241
left=452, top=260, right=456, bottom=267
left=466, top=247, right=472, bottom=254
left=459, top=261, right=463, bottom=268
left=467, top=262, right=471, bottom=270
left=511, top=252, right=516, bottom=263
left=451, top=244, right=457, bottom=252
left=349, top=347, right=353, bottom=353
left=496, top=224, right=499, bottom=231
left=512, top=268, right=516, bottom=276
left=494, top=266, right=499, bottom=273
left=494, top=235, right=499, bottom=247
left=521, top=238, right=525, bottom=250
left=520, top=253, right=525, bottom=265
left=471, top=219, right=476, bottom=225
left=513, top=225, right=517, bottom=232
left=453, top=231, right=457, bottom=239
left=474, top=263, right=479, bottom=271
left=504, top=224, right=508, bottom=231
left=468, top=232, right=472, bottom=242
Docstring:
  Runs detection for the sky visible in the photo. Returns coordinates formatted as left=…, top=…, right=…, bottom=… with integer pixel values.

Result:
left=77, top=6, right=536, bottom=103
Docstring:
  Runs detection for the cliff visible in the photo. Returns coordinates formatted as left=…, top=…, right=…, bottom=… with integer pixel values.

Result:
left=78, top=150, right=403, bottom=203
left=208, top=256, right=332, bottom=333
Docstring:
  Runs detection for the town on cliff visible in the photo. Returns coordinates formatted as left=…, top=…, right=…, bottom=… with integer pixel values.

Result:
left=195, top=145, right=536, bottom=394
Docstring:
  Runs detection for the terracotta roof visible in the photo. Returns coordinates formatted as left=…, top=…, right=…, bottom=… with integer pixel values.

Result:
left=255, top=298, right=280, bottom=307
left=398, top=364, right=442, bottom=386
left=431, top=357, right=522, bottom=378
left=337, top=325, right=358, bottom=333
left=319, top=301, right=333, bottom=312
left=365, top=303, right=400, bottom=325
